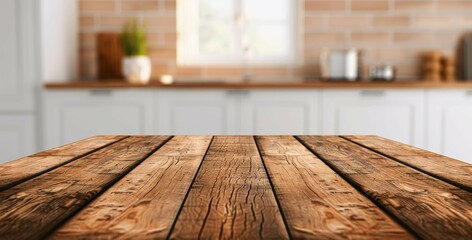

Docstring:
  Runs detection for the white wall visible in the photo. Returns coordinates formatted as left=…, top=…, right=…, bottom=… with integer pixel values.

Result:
left=40, top=0, right=78, bottom=82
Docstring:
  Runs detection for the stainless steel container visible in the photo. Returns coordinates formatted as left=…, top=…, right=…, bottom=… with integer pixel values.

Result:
left=320, top=49, right=361, bottom=81
left=369, top=65, right=396, bottom=81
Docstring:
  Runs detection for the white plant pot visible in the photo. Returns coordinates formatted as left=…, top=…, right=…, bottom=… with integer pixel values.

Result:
left=122, top=56, right=151, bottom=84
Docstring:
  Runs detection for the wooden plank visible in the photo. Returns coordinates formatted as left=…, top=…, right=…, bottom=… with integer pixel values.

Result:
left=0, top=136, right=171, bottom=240
left=0, top=135, right=127, bottom=191
left=50, top=136, right=212, bottom=239
left=344, top=135, right=472, bottom=192
left=170, top=136, right=289, bottom=239
left=297, top=136, right=472, bottom=240
left=255, top=136, right=413, bottom=239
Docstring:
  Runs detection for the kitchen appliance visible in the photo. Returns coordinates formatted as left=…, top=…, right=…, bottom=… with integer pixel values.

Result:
left=369, top=65, right=396, bottom=81
left=320, top=49, right=361, bottom=81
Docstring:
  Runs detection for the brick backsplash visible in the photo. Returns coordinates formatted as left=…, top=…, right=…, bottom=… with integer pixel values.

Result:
left=78, top=0, right=472, bottom=81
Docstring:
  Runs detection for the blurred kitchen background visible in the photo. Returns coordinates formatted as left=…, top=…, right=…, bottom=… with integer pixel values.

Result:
left=1, top=0, right=472, bottom=163
left=75, top=0, right=471, bottom=80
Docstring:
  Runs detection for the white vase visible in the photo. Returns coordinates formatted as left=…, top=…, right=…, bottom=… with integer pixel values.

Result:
left=122, top=56, right=151, bottom=84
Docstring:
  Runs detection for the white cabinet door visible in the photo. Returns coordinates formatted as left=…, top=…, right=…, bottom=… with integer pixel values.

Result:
left=322, top=89, right=425, bottom=147
left=0, top=0, right=37, bottom=111
left=43, top=90, right=154, bottom=148
left=427, top=90, right=472, bottom=163
left=240, top=90, right=320, bottom=135
left=155, top=90, right=238, bottom=135
left=0, top=115, right=36, bottom=163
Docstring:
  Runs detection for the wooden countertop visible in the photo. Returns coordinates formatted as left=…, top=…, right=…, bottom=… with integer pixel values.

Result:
left=1, top=135, right=471, bottom=239
left=43, top=80, right=472, bottom=89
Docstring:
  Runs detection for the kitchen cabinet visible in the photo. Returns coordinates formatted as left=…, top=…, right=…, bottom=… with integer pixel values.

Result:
left=155, top=90, right=238, bottom=135
left=43, top=90, right=154, bottom=148
left=44, top=89, right=320, bottom=140
left=240, top=90, right=320, bottom=134
left=155, top=89, right=320, bottom=135
left=322, top=90, right=425, bottom=147
left=0, top=0, right=38, bottom=112
left=427, top=90, right=472, bottom=163
left=0, top=0, right=39, bottom=162
left=0, top=115, right=36, bottom=163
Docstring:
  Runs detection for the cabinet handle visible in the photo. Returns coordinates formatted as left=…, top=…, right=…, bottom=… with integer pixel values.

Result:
left=226, top=90, right=238, bottom=96
left=360, top=90, right=386, bottom=97
left=226, top=90, right=250, bottom=97
left=466, top=90, right=472, bottom=97
left=238, top=90, right=250, bottom=96
left=89, top=90, right=113, bottom=96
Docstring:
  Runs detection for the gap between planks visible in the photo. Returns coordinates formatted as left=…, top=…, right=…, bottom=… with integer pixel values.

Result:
left=0, top=135, right=130, bottom=191
left=296, top=135, right=472, bottom=240
left=168, top=136, right=289, bottom=239
left=294, top=135, right=421, bottom=239
left=253, top=136, right=294, bottom=240
left=165, top=136, right=215, bottom=239
left=50, top=136, right=211, bottom=239
left=341, top=135, right=472, bottom=192
left=46, top=136, right=175, bottom=239
left=256, top=136, right=413, bottom=239
left=0, top=136, right=173, bottom=240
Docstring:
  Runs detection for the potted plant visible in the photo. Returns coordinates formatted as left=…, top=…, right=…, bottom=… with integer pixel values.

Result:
left=120, top=19, right=151, bottom=83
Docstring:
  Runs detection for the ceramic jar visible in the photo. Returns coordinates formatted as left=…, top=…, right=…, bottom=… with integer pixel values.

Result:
left=122, top=56, right=151, bottom=83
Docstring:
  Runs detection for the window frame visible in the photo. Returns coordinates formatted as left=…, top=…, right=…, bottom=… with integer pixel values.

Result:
left=177, top=0, right=300, bottom=66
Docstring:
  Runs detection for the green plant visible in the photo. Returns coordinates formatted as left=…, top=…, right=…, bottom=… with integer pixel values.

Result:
left=120, top=18, right=147, bottom=56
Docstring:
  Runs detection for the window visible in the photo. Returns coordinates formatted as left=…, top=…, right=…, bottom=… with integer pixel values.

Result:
left=177, top=0, right=297, bottom=66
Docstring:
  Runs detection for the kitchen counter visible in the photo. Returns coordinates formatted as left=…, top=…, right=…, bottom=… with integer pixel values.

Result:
left=0, top=135, right=471, bottom=239
left=44, top=80, right=472, bottom=89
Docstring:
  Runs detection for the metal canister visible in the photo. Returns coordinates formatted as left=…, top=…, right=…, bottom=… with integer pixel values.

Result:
left=320, top=49, right=361, bottom=81
left=369, top=65, right=396, bottom=81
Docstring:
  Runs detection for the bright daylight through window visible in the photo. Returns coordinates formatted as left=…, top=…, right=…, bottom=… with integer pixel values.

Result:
left=178, top=0, right=297, bottom=66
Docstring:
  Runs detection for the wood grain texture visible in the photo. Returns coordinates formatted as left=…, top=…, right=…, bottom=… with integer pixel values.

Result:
left=50, top=136, right=212, bottom=239
left=344, top=135, right=472, bottom=192
left=0, top=136, right=170, bottom=240
left=170, top=136, right=289, bottom=239
left=97, top=33, right=124, bottom=80
left=297, top=136, right=472, bottom=240
left=255, top=136, right=413, bottom=239
left=0, top=135, right=127, bottom=191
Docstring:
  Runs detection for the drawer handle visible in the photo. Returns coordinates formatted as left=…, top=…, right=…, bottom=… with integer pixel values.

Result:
left=226, top=90, right=238, bottom=96
left=89, top=90, right=113, bottom=96
left=238, top=90, right=250, bottom=96
left=226, top=90, right=250, bottom=97
left=360, top=90, right=386, bottom=96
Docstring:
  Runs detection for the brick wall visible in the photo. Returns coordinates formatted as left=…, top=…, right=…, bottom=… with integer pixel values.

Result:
left=79, top=0, right=472, bottom=81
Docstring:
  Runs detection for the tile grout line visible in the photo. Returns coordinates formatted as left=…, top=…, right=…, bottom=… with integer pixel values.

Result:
left=0, top=136, right=131, bottom=192
left=340, top=136, right=471, bottom=192
left=293, top=135, right=421, bottom=240
left=165, top=136, right=215, bottom=240
left=253, top=136, right=294, bottom=240
left=43, top=135, right=174, bottom=239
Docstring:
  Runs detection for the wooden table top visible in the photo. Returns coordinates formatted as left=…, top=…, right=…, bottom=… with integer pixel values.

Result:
left=0, top=135, right=471, bottom=239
